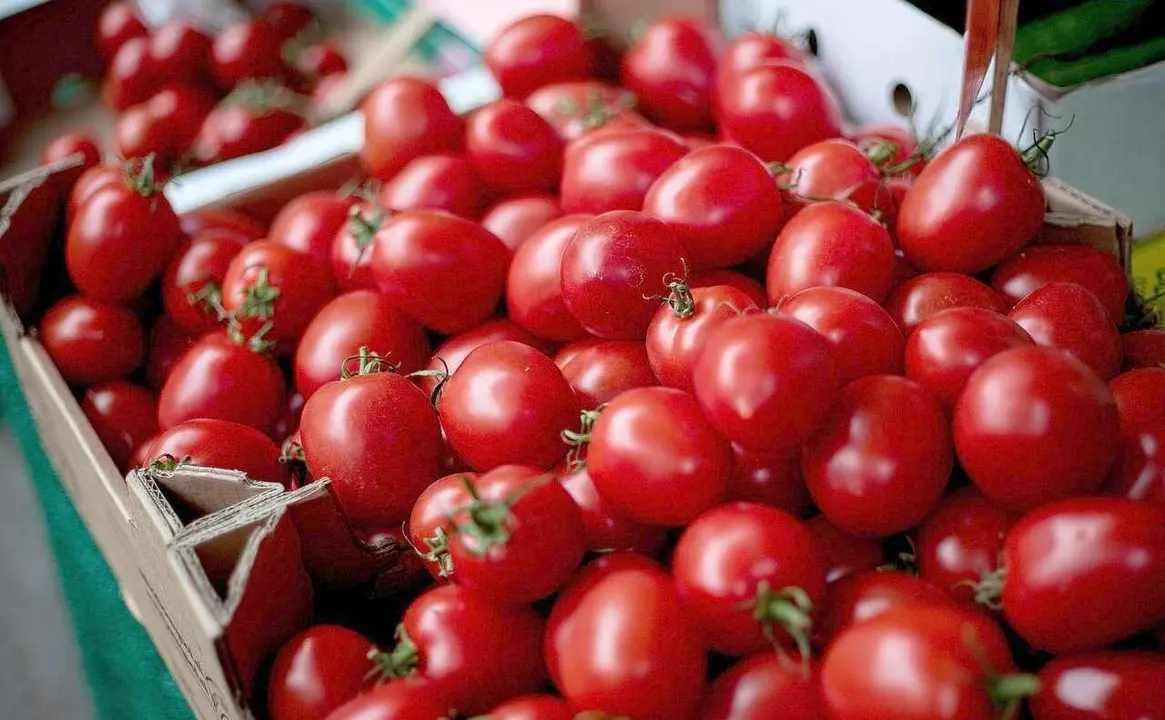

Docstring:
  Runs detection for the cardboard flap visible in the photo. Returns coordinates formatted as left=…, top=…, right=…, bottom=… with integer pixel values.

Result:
left=1040, top=178, right=1133, bottom=270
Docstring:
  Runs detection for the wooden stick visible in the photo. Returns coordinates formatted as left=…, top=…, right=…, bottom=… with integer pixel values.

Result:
left=989, top=0, right=1021, bottom=134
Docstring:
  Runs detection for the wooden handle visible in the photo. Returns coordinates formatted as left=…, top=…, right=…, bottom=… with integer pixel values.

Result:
left=957, top=0, right=1021, bottom=138
left=988, top=0, right=1021, bottom=134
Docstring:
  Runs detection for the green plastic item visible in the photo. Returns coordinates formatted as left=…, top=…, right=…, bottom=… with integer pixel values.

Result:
left=1013, top=0, right=1153, bottom=65
left=1024, top=34, right=1165, bottom=87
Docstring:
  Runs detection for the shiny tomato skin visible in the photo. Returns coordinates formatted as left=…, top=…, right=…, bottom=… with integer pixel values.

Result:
left=466, top=99, right=563, bottom=194
left=480, top=194, right=563, bottom=253
left=1123, top=328, right=1165, bottom=370
left=1030, top=652, right=1165, bottom=720
left=621, top=17, right=719, bottom=131
left=39, top=131, right=101, bottom=170
left=330, top=201, right=382, bottom=292
left=97, top=1, right=146, bottom=58
left=406, top=470, right=474, bottom=579
left=506, top=214, right=592, bottom=342
left=778, top=139, right=884, bottom=214
left=103, top=37, right=158, bottom=110
left=1002, top=497, right=1165, bottom=653
left=905, top=307, right=1034, bottom=408
left=144, top=83, right=217, bottom=163
left=142, top=418, right=284, bottom=484
left=817, top=570, right=958, bottom=647
left=40, top=295, right=145, bottom=386
left=259, top=1, right=316, bottom=41
left=267, top=624, right=374, bottom=720
left=728, top=443, right=811, bottom=516
left=179, top=208, right=266, bottom=244
left=294, top=290, right=429, bottom=399
left=1110, top=368, right=1165, bottom=440
left=897, top=134, right=1044, bottom=273
left=717, top=32, right=808, bottom=86
left=673, top=502, right=826, bottom=655
left=557, top=340, right=658, bottom=408
left=525, top=81, right=642, bottom=141
left=161, top=232, right=245, bottom=336
left=700, top=653, right=823, bottom=720
left=371, top=210, right=509, bottom=334
left=916, top=487, right=1014, bottom=605
left=210, top=20, right=294, bottom=88
left=1105, top=424, right=1165, bottom=503
left=803, top=375, right=952, bottom=537
left=485, top=14, right=593, bottom=99
left=588, top=386, right=730, bottom=526
left=559, top=465, right=667, bottom=554
left=991, top=243, right=1129, bottom=322
left=145, top=316, right=195, bottom=391
left=781, top=286, right=905, bottom=386
left=81, top=381, right=158, bottom=471
left=379, top=154, right=485, bottom=220
left=718, top=61, right=842, bottom=163
left=560, top=127, right=688, bottom=214
left=191, top=104, right=305, bottom=165
left=149, top=20, right=212, bottom=87
left=690, top=270, right=768, bottom=307
left=644, top=145, right=784, bottom=270
left=113, top=105, right=168, bottom=161
left=420, top=318, right=555, bottom=397
left=647, top=284, right=758, bottom=393
left=483, top=694, right=572, bottom=720
left=807, top=515, right=884, bottom=584
left=693, top=313, right=839, bottom=453
left=885, top=272, right=1009, bottom=334
left=361, top=77, right=464, bottom=181
left=1008, top=281, right=1122, bottom=380
left=560, top=210, right=689, bottom=339
left=324, top=679, right=453, bottom=720
left=269, top=192, right=359, bottom=266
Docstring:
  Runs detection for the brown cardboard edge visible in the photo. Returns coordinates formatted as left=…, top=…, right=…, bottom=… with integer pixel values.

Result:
left=1042, top=177, right=1134, bottom=271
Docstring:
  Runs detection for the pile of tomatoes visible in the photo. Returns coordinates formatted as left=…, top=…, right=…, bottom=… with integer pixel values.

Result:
left=32, top=9, right=1165, bottom=720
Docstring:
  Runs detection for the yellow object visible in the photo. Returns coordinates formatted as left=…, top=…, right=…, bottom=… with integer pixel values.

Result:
left=1133, top=229, right=1165, bottom=316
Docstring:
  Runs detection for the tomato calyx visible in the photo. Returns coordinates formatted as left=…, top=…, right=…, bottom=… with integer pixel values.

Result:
left=560, top=406, right=606, bottom=469
left=418, top=524, right=454, bottom=578
left=346, top=203, right=388, bottom=271
left=223, top=79, right=308, bottom=117
left=861, top=140, right=900, bottom=168
left=961, top=562, right=1006, bottom=612
left=450, top=474, right=549, bottom=557
left=746, top=580, right=815, bottom=676
left=1018, top=123, right=1070, bottom=177
left=186, top=280, right=225, bottom=321
left=149, top=453, right=190, bottom=473
left=122, top=154, right=162, bottom=197
left=555, top=90, right=637, bottom=133
left=235, top=265, right=281, bottom=321
left=406, top=358, right=451, bottom=408
left=366, top=625, right=420, bottom=681
left=340, top=346, right=401, bottom=379
left=961, top=625, right=1040, bottom=719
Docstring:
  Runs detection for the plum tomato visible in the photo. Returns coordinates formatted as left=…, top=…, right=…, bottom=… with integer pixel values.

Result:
left=991, top=243, right=1129, bottom=322
left=1008, top=281, right=1122, bottom=380
left=1123, top=328, right=1165, bottom=370
left=81, top=381, right=158, bottom=472
left=690, top=269, right=768, bottom=307
left=330, top=201, right=384, bottom=292
left=361, top=77, right=464, bottom=181
left=97, top=1, right=146, bottom=58
left=481, top=194, right=563, bottom=253
left=324, top=679, right=453, bottom=720
left=485, top=15, right=594, bottom=99
left=179, top=208, right=266, bottom=244
left=210, top=20, right=294, bottom=89
left=465, top=99, right=563, bottom=194
left=556, top=340, right=657, bottom=408
left=816, top=570, right=957, bottom=647
left=103, top=37, right=158, bottom=110
left=482, top=694, right=573, bottom=720
left=407, top=471, right=474, bottom=580
left=700, top=653, right=823, bottom=720
left=728, top=443, right=811, bottom=516
left=420, top=318, right=555, bottom=397
left=505, top=214, right=592, bottom=342
left=525, top=80, right=643, bottom=141
left=916, top=487, right=1014, bottom=606
left=149, top=20, right=212, bottom=88
left=560, top=127, right=688, bottom=214
left=191, top=97, right=305, bottom=165
left=40, top=295, right=145, bottom=386
left=558, top=465, right=667, bottom=554
left=1030, top=652, right=1165, bottom=720
left=268, top=191, right=359, bottom=266
left=39, top=131, right=101, bottom=171
left=776, top=139, right=885, bottom=215
left=267, top=625, right=374, bottom=720
left=259, top=1, right=316, bottom=42
left=807, top=515, right=884, bottom=584
left=646, top=284, right=758, bottom=393
left=780, top=286, right=904, bottom=386
left=143, top=418, right=285, bottom=485
left=716, top=32, right=809, bottom=94
left=620, top=16, right=719, bottom=132
left=161, top=231, right=246, bottom=336
left=379, top=154, right=485, bottom=220
left=1105, top=424, right=1165, bottom=502
left=1108, top=367, right=1165, bottom=437
left=885, top=272, right=1009, bottom=334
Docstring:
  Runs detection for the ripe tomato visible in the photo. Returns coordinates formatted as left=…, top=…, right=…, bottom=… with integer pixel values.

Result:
left=259, top=1, right=316, bottom=42
left=780, top=286, right=904, bottom=385
left=991, top=243, right=1129, bottom=322
left=557, top=340, right=658, bottom=408
left=674, top=502, right=825, bottom=656
left=446, top=464, right=586, bottom=603
left=1001, top=497, right=1165, bottom=653
left=300, top=361, right=440, bottom=529
left=147, top=83, right=217, bottom=164
left=407, top=471, right=474, bottom=579
left=728, top=443, right=811, bottom=516
left=371, top=210, right=509, bottom=334
left=113, top=104, right=169, bottom=162
left=379, top=154, right=484, bottom=219
left=560, top=127, right=688, bottom=213
left=716, top=32, right=809, bottom=94
left=480, top=194, right=563, bottom=252
left=955, top=347, right=1119, bottom=511
left=158, top=333, right=286, bottom=435
left=330, top=201, right=383, bottom=291
left=466, top=100, right=563, bottom=194
left=485, top=15, right=593, bottom=99
left=693, top=314, right=838, bottom=453
left=420, top=318, right=554, bottom=396
left=718, top=62, right=842, bottom=163
left=690, top=269, right=768, bottom=307
left=1109, top=368, right=1165, bottom=437
left=587, top=386, right=730, bottom=526
left=525, top=81, right=642, bottom=141
left=161, top=231, right=245, bottom=336
left=561, top=210, right=688, bottom=339
left=700, top=653, right=823, bottom=720
left=546, top=555, right=707, bottom=720
left=803, top=375, right=952, bottom=537
left=885, top=272, right=1009, bottom=334
left=817, top=570, right=957, bottom=646
left=192, top=100, right=306, bottom=165
left=145, top=316, right=195, bottom=391
left=916, top=487, right=1014, bottom=605
left=767, top=201, right=895, bottom=303
left=324, top=679, right=453, bottom=720
left=149, top=20, right=212, bottom=88
left=646, top=284, right=758, bottom=393
left=506, top=214, right=592, bottom=341
left=103, top=37, right=158, bottom=110
left=294, top=290, right=429, bottom=399
left=295, top=42, right=347, bottom=79
left=97, top=1, right=146, bottom=58
left=39, top=131, right=101, bottom=171
left=361, top=77, right=464, bottom=181
left=40, top=296, right=145, bottom=386
left=210, top=20, right=294, bottom=88
left=482, top=694, right=572, bottom=720
left=1008, top=281, right=1122, bottom=380
left=1030, top=652, right=1165, bottom=719
left=777, top=139, right=884, bottom=215
left=1123, top=328, right=1165, bottom=369
left=267, top=625, right=373, bottom=720
left=81, top=381, right=158, bottom=471
left=644, top=145, right=784, bottom=270
left=897, top=134, right=1044, bottom=273
left=372, top=584, right=545, bottom=715
left=904, top=307, right=1034, bottom=408
left=806, top=515, right=883, bottom=584
left=143, top=419, right=284, bottom=484
left=621, top=17, right=719, bottom=131
left=559, top=465, right=667, bottom=554
left=269, top=191, right=359, bottom=266
left=179, top=208, right=266, bottom=244
left=1105, top=424, right=1165, bottom=503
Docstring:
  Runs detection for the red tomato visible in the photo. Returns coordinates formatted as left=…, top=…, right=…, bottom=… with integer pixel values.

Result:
left=269, top=191, right=359, bottom=265
left=485, top=15, right=593, bottom=99
left=916, top=487, right=1014, bottom=605
left=621, top=17, right=719, bottom=131
left=546, top=556, right=707, bottom=720
left=294, top=290, right=429, bottom=399
left=644, top=144, right=783, bottom=270
left=482, top=695, right=572, bottom=720
left=991, top=243, right=1129, bottom=322
left=560, top=127, right=688, bottom=213
left=97, top=1, right=146, bottom=58
left=267, top=625, right=373, bottom=720
left=192, top=100, right=306, bottom=165
left=161, top=231, right=245, bottom=336
left=954, top=347, right=1119, bottom=511
left=406, top=471, right=474, bottom=579
left=1001, top=497, right=1165, bottom=653
left=817, top=570, right=957, bottom=647
left=728, top=443, right=811, bottom=516
left=690, top=269, right=768, bottom=307
left=1008, top=281, right=1122, bottom=380
left=295, top=42, right=347, bottom=79
left=40, top=295, right=144, bottom=386
left=587, top=386, right=730, bottom=526
left=440, top=341, right=579, bottom=471
left=330, top=201, right=383, bottom=291
left=379, top=154, right=484, bottom=219
left=716, top=32, right=809, bottom=94
left=700, top=653, right=823, bottom=720
left=466, top=100, right=563, bottom=194
left=210, top=20, right=294, bottom=88
left=904, top=307, right=1034, bottom=408
left=885, top=272, right=1009, bottom=334
left=259, top=1, right=316, bottom=42
left=143, top=419, right=284, bottom=484
left=480, top=194, right=563, bottom=253
left=145, top=315, right=195, bottom=390
left=103, top=37, right=158, bottom=110
left=1105, top=424, right=1165, bottom=503
left=718, top=62, right=842, bottom=163
left=1030, top=652, right=1165, bottom=719
left=421, top=318, right=555, bottom=397
left=114, top=105, right=169, bottom=162
left=370, top=210, right=509, bottom=334
left=646, top=284, right=758, bottom=393
left=849, top=124, right=921, bottom=175
left=147, top=83, right=217, bottom=163
left=897, top=134, right=1044, bottom=273
left=300, top=361, right=440, bottom=529
left=560, top=210, right=688, bottom=339
left=1123, top=328, right=1165, bottom=369
left=81, top=381, right=158, bottom=472
left=179, top=208, right=266, bottom=244
left=673, top=502, right=825, bottom=656
left=158, top=333, right=286, bottom=435
left=361, top=77, right=464, bottom=181
left=1109, top=367, right=1165, bottom=437
left=446, top=464, right=586, bottom=603
left=777, top=139, right=884, bottom=215
left=506, top=214, right=592, bottom=341
left=807, top=515, right=883, bottom=584
left=149, top=21, right=212, bottom=88
left=557, top=340, right=658, bottom=408
left=324, top=679, right=453, bottom=720
left=525, top=81, right=643, bottom=141
left=781, top=286, right=905, bottom=385
left=559, top=465, right=667, bottom=554
left=767, top=201, right=895, bottom=303
left=39, top=131, right=101, bottom=170
left=693, top=314, right=838, bottom=452
left=803, top=375, right=952, bottom=537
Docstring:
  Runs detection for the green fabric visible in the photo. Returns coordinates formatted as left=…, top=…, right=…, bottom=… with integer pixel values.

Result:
left=0, top=338, right=192, bottom=720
